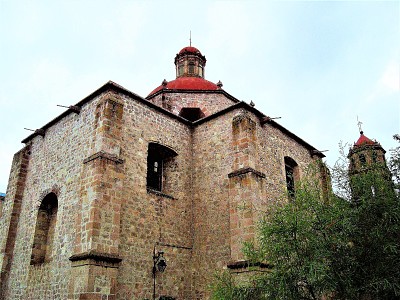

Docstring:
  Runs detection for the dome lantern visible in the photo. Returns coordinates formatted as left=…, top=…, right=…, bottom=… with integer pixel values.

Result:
left=174, top=46, right=207, bottom=79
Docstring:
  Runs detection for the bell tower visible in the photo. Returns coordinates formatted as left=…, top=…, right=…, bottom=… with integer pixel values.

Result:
left=348, top=130, right=393, bottom=200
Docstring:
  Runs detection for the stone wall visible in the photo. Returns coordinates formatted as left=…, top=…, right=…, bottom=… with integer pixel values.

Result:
left=190, top=108, right=322, bottom=299
left=148, top=91, right=237, bottom=118
left=114, top=93, right=194, bottom=300
left=0, top=84, right=323, bottom=299
left=1, top=94, right=101, bottom=299
left=0, top=145, right=31, bottom=298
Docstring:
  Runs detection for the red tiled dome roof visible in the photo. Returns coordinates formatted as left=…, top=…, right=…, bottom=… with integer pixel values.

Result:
left=355, top=132, right=375, bottom=146
left=148, top=77, right=218, bottom=96
left=179, top=46, right=202, bottom=55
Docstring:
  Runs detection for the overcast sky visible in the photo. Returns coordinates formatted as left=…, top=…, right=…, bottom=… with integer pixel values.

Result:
left=0, top=0, right=398, bottom=192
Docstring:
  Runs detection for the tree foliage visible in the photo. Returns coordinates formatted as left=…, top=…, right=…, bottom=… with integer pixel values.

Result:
left=211, top=138, right=400, bottom=299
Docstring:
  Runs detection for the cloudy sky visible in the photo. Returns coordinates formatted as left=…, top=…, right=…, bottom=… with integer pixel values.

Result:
left=0, top=0, right=398, bottom=192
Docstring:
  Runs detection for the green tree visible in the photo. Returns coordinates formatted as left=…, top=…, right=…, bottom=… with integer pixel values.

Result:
left=211, top=139, right=400, bottom=299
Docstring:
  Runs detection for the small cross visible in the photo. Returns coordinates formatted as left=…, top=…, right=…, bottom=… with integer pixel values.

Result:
left=357, top=116, right=363, bottom=133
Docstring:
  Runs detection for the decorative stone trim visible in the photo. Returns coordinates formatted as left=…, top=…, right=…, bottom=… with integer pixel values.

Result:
left=227, top=260, right=271, bottom=270
left=83, top=151, right=124, bottom=164
left=146, top=188, right=175, bottom=200
left=228, top=167, right=266, bottom=179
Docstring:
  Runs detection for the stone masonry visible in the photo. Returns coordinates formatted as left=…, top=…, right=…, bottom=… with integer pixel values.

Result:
left=0, top=46, right=325, bottom=299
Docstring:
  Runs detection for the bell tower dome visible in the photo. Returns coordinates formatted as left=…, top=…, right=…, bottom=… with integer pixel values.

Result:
left=174, top=46, right=206, bottom=78
left=348, top=130, right=393, bottom=200
left=348, top=131, right=387, bottom=176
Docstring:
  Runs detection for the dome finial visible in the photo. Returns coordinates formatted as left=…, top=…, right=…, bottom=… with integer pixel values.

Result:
left=189, top=30, right=192, bottom=47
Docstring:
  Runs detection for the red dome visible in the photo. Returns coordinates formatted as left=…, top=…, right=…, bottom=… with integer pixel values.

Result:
left=179, top=46, right=202, bottom=55
left=148, top=77, right=218, bottom=96
left=355, top=132, right=375, bottom=146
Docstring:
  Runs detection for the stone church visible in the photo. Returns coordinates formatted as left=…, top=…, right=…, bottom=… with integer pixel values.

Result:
left=0, top=45, right=326, bottom=299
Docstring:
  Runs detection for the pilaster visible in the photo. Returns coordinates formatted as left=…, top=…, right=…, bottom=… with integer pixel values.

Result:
left=69, top=92, right=124, bottom=299
left=0, top=145, right=31, bottom=298
left=228, top=113, right=265, bottom=262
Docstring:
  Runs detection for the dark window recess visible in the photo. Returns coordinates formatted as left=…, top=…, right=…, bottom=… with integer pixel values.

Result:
left=147, top=157, right=162, bottom=191
left=188, top=63, right=195, bottom=74
left=31, top=192, right=58, bottom=265
left=285, top=165, right=295, bottom=197
left=178, top=64, right=184, bottom=76
left=147, top=143, right=177, bottom=192
left=372, top=151, right=377, bottom=163
left=359, top=153, right=366, bottom=165
left=159, top=297, right=176, bottom=300
left=284, top=156, right=298, bottom=198
left=179, top=107, right=205, bottom=122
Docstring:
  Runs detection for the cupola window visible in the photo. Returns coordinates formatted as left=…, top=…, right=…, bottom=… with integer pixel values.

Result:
left=188, top=62, right=195, bottom=75
left=178, top=64, right=184, bottom=77
left=199, top=65, right=204, bottom=77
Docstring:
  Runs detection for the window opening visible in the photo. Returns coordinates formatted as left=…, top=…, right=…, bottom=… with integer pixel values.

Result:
left=178, top=64, right=184, bottom=76
left=359, top=153, right=366, bottom=165
left=188, top=63, right=195, bottom=74
left=372, top=151, right=377, bottom=163
left=199, top=65, right=203, bottom=77
left=147, top=143, right=177, bottom=193
left=31, top=192, right=58, bottom=265
left=284, top=157, right=299, bottom=198
left=0, top=194, right=4, bottom=218
left=179, top=107, right=205, bottom=122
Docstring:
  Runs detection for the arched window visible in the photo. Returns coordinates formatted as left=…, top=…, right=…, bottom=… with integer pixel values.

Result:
left=31, top=192, right=58, bottom=265
left=147, top=143, right=178, bottom=193
left=178, top=64, right=184, bottom=76
left=199, top=65, right=204, bottom=77
left=188, top=62, right=195, bottom=74
left=372, top=151, right=377, bottom=163
left=179, top=107, right=205, bottom=122
left=284, top=157, right=299, bottom=198
left=359, top=153, right=366, bottom=166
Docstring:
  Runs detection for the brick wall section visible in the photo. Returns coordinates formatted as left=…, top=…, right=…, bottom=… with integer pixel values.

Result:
left=69, top=92, right=125, bottom=299
left=191, top=111, right=236, bottom=299
left=0, top=83, right=324, bottom=299
left=0, top=145, right=30, bottom=298
left=115, top=93, right=194, bottom=299
left=190, top=108, right=322, bottom=299
left=148, top=91, right=236, bottom=118
left=229, top=113, right=265, bottom=261
left=2, top=96, right=100, bottom=299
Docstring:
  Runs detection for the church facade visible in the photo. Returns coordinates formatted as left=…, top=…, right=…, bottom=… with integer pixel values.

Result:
left=0, top=46, right=325, bottom=299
